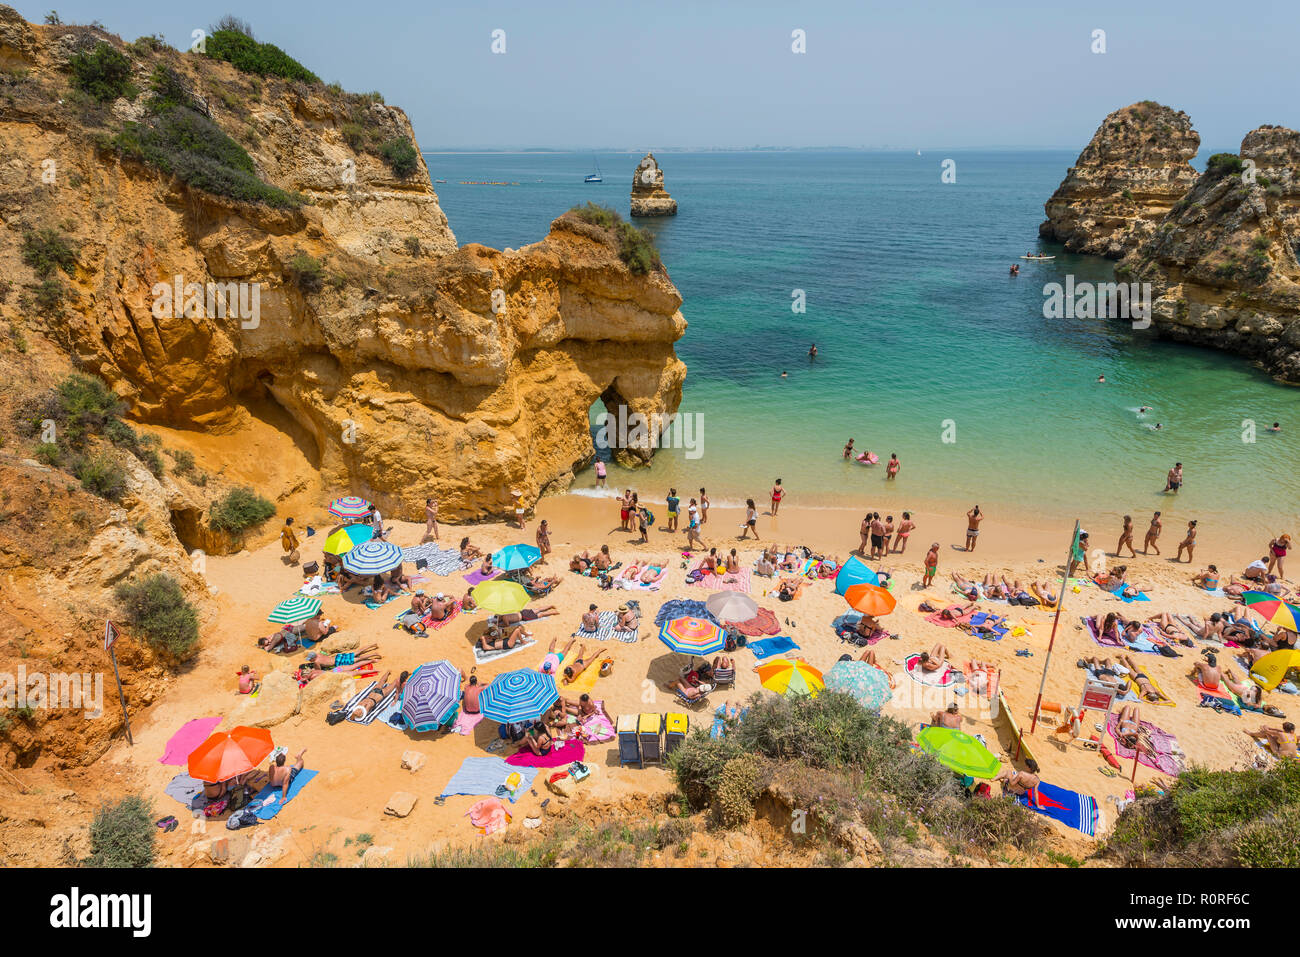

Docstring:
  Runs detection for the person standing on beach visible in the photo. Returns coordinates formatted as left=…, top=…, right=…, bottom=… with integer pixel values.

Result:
left=636, top=506, right=649, bottom=544
left=922, top=543, right=939, bottom=588
left=666, top=488, right=680, bottom=532
left=280, top=517, right=300, bottom=566
left=883, top=515, right=896, bottom=550
left=870, top=513, right=886, bottom=560
left=513, top=491, right=526, bottom=530
left=1143, top=511, right=1162, bottom=555
left=740, top=499, right=760, bottom=539
left=536, top=519, right=552, bottom=564
left=1164, top=462, right=1183, bottom=493
left=770, top=479, right=785, bottom=516
left=894, top=512, right=915, bottom=554
left=422, top=497, right=439, bottom=543
left=886, top=453, right=900, bottom=480
left=686, top=498, right=703, bottom=549
left=1116, top=515, right=1135, bottom=558
left=594, top=459, right=606, bottom=488
left=843, top=439, right=855, bottom=460
left=619, top=489, right=633, bottom=531
left=699, top=488, right=710, bottom=525
left=965, top=506, right=983, bottom=552
left=1267, top=534, right=1290, bottom=579
left=1176, top=520, right=1197, bottom=563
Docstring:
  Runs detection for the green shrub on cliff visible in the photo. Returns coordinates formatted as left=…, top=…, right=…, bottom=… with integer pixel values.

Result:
left=201, top=28, right=320, bottom=84
left=567, top=204, right=662, bottom=275
left=1205, top=152, right=1244, bottom=179
left=68, top=41, right=136, bottom=102
left=115, top=574, right=200, bottom=659
left=84, top=796, right=157, bottom=868
left=379, top=136, right=419, bottom=178
left=210, top=486, right=275, bottom=533
left=21, top=228, right=78, bottom=279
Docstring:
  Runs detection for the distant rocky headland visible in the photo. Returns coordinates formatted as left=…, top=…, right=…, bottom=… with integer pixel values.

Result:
left=1043, top=101, right=1300, bottom=383
left=630, top=152, right=677, bottom=217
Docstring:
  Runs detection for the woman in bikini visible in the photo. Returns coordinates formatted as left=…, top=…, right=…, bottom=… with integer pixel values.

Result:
left=1268, top=534, right=1290, bottom=579
left=918, top=644, right=951, bottom=673
left=1029, top=580, right=1058, bottom=607
left=563, top=650, right=597, bottom=684
left=1115, top=703, right=1144, bottom=750
left=477, top=618, right=528, bottom=652
left=1116, top=515, right=1137, bottom=559
left=893, top=512, right=915, bottom=554
left=950, top=572, right=980, bottom=602
left=517, top=724, right=555, bottom=757
left=1091, top=612, right=1123, bottom=643
left=770, top=479, right=785, bottom=516
left=349, top=671, right=408, bottom=721
left=1176, top=520, right=1198, bottom=563
left=1119, top=653, right=1170, bottom=703
left=724, top=549, right=741, bottom=574
left=1192, top=565, right=1220, bottom=590
left=459, top=537, right=482, bottom=562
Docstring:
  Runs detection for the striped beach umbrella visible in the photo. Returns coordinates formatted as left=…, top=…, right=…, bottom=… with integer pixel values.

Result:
left=825, top=660, right=893, bottom=710
left=471, top=580, right=530, bottom=615
left=705, top=591, right=758, bottom=623
left=478, top=669, right=558, bottom=723
left=492, top=543, right=542, bottom=571
left=400, top=660, right=462, bottom=732
left=187, top=726, right=273, bottom=783
left=1239, top=592, right=1300, bottom=633
left=917, top=727, right=1002, bottom=779
left=322, top=523, right=372, bottom=556
left=757, top=659, right=824, bottom=698
left=658, top=616, right=726, bottom=657
left=268, top=595, right=321, bottom=624
left=844, top=583, right=897, bottom=617
left=327, top=496, right=372, bottom=521
left=341, top=540, right=403, bottom=575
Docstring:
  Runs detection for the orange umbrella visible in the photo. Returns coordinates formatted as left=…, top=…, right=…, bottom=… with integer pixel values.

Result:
left=844, top=583, right=897, bottom=617
left=187, top=726, right=274, bottom=783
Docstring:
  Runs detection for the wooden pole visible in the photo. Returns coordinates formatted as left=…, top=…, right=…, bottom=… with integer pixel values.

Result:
left=104, top=620, right=133, bottom=746
left=1131, top=745, right=1141, bottom=783
left=1029, top=520, right=1081, bottom=736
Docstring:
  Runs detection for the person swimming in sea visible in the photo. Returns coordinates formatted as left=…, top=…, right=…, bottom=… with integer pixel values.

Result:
left=843, top=438, right=855, bottom=459
left=1009, top=263, right=1019, bottom=276
left=1097, top=374, right=1106, bottom=383
left=808, top=344, right=818, bottom=359
left=780, top=370, right=788, bottom=378
left=1270, top=421, right=1282, bottom=432
left=1138, top=406, right=1150, bottom=414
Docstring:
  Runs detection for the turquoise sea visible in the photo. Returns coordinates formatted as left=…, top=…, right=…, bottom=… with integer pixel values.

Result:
left=426, top=150, right=1299, bottom=537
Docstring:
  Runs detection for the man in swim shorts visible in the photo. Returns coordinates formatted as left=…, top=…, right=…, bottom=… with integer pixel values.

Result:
left=965, top=506, right=982, bottom=552
left=922, top=543, right=939, bottom=588
left=666, top=487, right=680, bottom=531
left=1165, top=462, right=1183, bottom=493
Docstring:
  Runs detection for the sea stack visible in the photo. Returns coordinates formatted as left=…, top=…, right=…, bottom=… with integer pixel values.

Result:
left=1040, top=102, right=1200, bottom=258
left=630, top=152, right=678, bottom=217
left=1118, top=125, right=1300, bottom=383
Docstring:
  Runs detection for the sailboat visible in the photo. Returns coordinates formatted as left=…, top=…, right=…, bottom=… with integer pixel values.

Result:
left=584, top=156, right=602, bottom=183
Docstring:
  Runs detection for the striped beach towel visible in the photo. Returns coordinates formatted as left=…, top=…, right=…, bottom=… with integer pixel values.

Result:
left=401, top=543, right=466, bottom=576
left=1018, top=782, right=1101, bottom=836
left=904, top=653, right=957, bottom=687
left=574, top=611, right=619, bottom=641
left=472, top=637, right=536, bottom=665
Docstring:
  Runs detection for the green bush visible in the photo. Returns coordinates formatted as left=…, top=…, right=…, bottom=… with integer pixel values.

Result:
left=1233, top=806, right=1300, bottom=867
left=148, top=65, right=199, bottom=113
left=32, top=279, right=67, bottom=315
left=566, top=204, right=661, bottom=274
left=201, top=29, right=320, bottom=83
left=115, top=573, right=200, bottom=659
left=378, top=137, right=419, bottom=178
left=83, top=796, right=156, bottom=867
left=1206, top=153, right=1245, bottom=179
left=21, top=228, right=78, bottom=279
left=167, top=448, right=196, bottom=475
left=68, top=42, right=136, bottom=103
left=73, top=452, right=127, bottom=501
left=210, top=486, right=275, bottom=533
left=286, top=251, right=324, bottom=293
left=714, top=754, right=766, bottom=828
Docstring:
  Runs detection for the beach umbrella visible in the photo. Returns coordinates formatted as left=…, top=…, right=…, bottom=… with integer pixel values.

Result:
left=825, top=660, right=893, bottom=710
left=478, top=669, right=558, bottom=723
left=844, top=583, right=897, bottom=617
left=322, top=523, right=372, bottom=556
left=492, top=544, right=542, bottom=571
left=834, top=555, right=881, bottom=595
left=327, top=495, right=372, bottom=521
left=341, top=540, right=403, bottom=575
left=658, top=616, right=726, bottom=657
left=1239, top=592, right=1300, bottom=633
left=268, top=595, right=321, bottom=624
left=187, top=726, right=274, bottom=783
left=400, top=660, right=462, bottom=732
left=758, top=659, right=824, bottom=698
left=472, top=580, right=530, bottom=616
left=705, top=591, right=759, bottom=623
left=916, top=727, right=1002, bottom=779
left=1248, top=649, right=1300, bottom=691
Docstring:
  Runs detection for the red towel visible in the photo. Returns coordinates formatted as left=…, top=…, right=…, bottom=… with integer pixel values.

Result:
left=733, top=608, right=780, bottom=637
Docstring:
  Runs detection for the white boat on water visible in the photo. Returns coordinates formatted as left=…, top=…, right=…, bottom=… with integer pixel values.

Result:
left=584, top=157, right=602, bottom=183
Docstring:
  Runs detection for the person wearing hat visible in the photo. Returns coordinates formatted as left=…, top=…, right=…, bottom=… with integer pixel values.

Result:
left=615, top=603, right=638, bottom=631
left=280, top=517, right=300, bottom=565
left=426, top=592, right=454, bottom=622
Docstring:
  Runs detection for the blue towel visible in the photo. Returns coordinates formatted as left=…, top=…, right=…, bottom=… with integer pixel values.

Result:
left=746, top=635, right=800, bottom=659
left=1110, top=586, right=1150, bottom=603
left=251, top=769, right=317, bottom=820
left=1199, top=692, right=1242, bottom=716
left=653, top=598, right=720, bottom=629
left=1018, top=781, right=1100, bottom=836
left=440, top=757, right=538, bottom=798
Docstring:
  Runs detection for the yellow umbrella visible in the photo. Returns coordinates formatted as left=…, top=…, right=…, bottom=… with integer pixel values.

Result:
left=1249, top=649, right=1300, bottom=691
left=471, top=580, right=530, bottom=616
left=757, top=659, right=824, bottom=697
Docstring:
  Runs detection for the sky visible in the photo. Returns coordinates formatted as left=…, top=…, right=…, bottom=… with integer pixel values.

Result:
left=18, top=0, right=1300, bottom=153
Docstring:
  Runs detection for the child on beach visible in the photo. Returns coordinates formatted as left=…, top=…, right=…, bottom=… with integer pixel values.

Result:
left=922, top=543, right=939, bottom=588
left=238, top=665, right=259, bottom=695
left=740, top=499, right=760, bottom=539
left=843, top=439, right=855, bottom=459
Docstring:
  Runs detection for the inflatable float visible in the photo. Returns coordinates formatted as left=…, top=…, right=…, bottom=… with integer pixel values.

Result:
left=855, top=452, right=879, bottom=466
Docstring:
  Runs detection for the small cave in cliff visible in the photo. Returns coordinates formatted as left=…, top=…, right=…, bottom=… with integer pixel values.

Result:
left=595, top=382, right=658, bottom=467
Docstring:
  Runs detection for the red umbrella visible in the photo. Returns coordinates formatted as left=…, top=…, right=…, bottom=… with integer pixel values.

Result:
left=187, top=726, right=274, bottom=783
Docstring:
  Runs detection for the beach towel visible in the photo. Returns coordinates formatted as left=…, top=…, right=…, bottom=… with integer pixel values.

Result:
left=654, top=599, right=720, bottom=629
left=746, top=635, right=800, bottom=660
left=904, top=653, right=957, bottom=687
left=401, top=543, right=466, bottom=576
left=712, top=704, right=748, bottom=739
left=926, top=606, right=976, bottom=629
left=296, top=577, right=340, bottom=597
left=164, top=773, right=206, bottom=812
left=1113, top=587, right=1151, bottom=603
left=467, top=797, right=511, bottom=835
left=159, top=717, right=223, bottom=766
left=1125, top=666, right=1176, bottom=707
left=251, top=769, right=317, bottom=820
left=689, top=569, right=752, bottom=594
left=733, top=607, right=780, bottom=636
left=615, top=576, right=661, bottom=592
left=464, top=568, right=502, bottom=586
left=961, top=662, right=998, bottom=698
left=579, top=701, right=615, bottom=743
left=1018, top=781, right=1101, bottom=836
left=505, top=739, right=586, bottom=769
left=1106, top=713, right=1184, bottom=776
left=574, top=611, right=619, bottom=641
left=1083, top=617, right=1126, bottom=649
left=364, top=591, right=402, bottom=610
left=562, top=656, right=611, bottom=696
left=451, top=711, right=485, bottom=736
left=965, top=611, right=1008, bottom=641
left=430, top=601, right=461, bottom=630
left=441, top=757, right=538, bottom=798
left=472, top=637, right=536, bottom=665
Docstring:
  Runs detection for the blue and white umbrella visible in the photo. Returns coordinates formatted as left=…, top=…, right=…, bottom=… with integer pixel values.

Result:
left=492, top=543, right=542, bottom=572
left=825, top=660, right=893, bottom=711
left=400, top=660, right=461, bottom=732
left=478, top=668, right=558, bottom=723
left=341, top=539, right=403, bottom=575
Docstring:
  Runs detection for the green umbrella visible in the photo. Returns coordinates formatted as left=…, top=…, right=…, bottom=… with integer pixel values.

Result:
left=268, top=595, right=322, bottom=624
left=916, top=727, right=1001, bottom=779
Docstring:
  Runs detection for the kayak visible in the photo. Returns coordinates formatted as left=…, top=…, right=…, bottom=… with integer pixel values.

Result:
left=1019, top=255, right=1056, bottom=260
left=855, top=452, right=879, bottom=466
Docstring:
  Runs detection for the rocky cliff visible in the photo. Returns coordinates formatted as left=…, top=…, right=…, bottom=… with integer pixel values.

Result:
left=0, top=9, right=686, bottom=523
left=1040, top=102, right=1200, bottom=258
left=1118, top=126, right=1300, bottom=382
left=630, top=152, right=677, bottom=217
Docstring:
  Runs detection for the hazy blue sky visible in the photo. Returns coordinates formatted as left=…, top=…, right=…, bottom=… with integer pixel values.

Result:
left=20, top=1, right=1299, bottom=152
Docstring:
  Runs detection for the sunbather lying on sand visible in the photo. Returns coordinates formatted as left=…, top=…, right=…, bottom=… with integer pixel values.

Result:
left=1120, top=653, right=1170, bottom=702
left=1146, top=612, right=1188, bottom=644
left=1225, top=574, right=1289, bottom=599
left=936, top=602, right=977, bottom=621
left=965, top=660, right=999, bottom=696
left=1114, top=703, right=1145, bottom=750
left=304, top=646, right=380, bottom=670
left=995, top=759, right=1040, bottom=798
left=540, top=638, right=575, bottom=676
left=918, top=643, right=951, bottom=673
left=1098, top=565, right=1141, bottom=599
left=562, top=648, right=611, bottom=685
left=1246, top=722, right=1298, bottom=759
left=497, top=606, right=559, bottom=624
left=350, top=671, right=407, bottom=721
left=518, top=570, right=561, bottom=593
left=1221, top=667, right=1273, bottom=710
left=302, top=614, right=338, bottom=642
left=258, top=628, right=300, bottom=654
left=478, top=619, right=528, bottom=652
left=1029, top=581, right=1058, bottom=606
left=775, top=576, right=804, bottom=601
left=931, top=703, right=962, bottom=728
left=620, top=562, right=668, bottom=584
left=950, top=573, right=980, bottom=601
left=1081, top=656, right=1126, bottom=683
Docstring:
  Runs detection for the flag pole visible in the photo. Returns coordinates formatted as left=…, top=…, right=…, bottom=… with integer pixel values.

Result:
left=1029, top=520, right=1081, bottom=736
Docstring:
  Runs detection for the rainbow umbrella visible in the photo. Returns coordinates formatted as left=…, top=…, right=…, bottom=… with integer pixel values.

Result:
left=328, top=496, right=372, bottom=521
left=757, top=659, right=824, bottom=698
left=844, top=583, right=897, bottom=617
left=916, top=727, right=1002, bottom=779
left=322, top=523, right=372, bottom=556
left=492, top=544, right=542, bottom=571
left=268, top=595, right=321, bottom=624
left=400, top=660, right=462, bottom=732
left=472, top=580, right=530, bottom=615
left=478, top=669, right=558, bottom=723
left=658, top=616, right=726, bottom=657
left=1249, top=649, right=1300, bottom=691
left=188, top=726, right=274, bottom=783
left=1239, top=592, right=1300, bottom=633
left=341, top=540, right=403, bottom=575
left=825, top=660, right=892, bottom=710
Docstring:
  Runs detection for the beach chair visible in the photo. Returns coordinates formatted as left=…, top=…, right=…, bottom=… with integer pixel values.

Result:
left=617, top=714, right=641, bottom=768
left=712, top=663, right=736, bottom=688
left=673, top=685, right=711, bottom=709
left=638, top=712, right=663, bottom=766
left=663, top=712, right=688, bottom=755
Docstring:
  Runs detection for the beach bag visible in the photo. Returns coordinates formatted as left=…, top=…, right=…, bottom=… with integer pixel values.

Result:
left=302, top=560, right=319, bottom=575
left=724, top=631, right=738, bottom=652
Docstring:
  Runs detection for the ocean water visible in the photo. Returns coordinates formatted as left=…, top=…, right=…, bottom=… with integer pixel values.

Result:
left=427, top=150, right=1300, bottom=534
